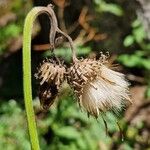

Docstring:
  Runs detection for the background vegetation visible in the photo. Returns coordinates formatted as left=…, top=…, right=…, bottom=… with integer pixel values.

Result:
left=0, top=0, right=150, bottom=149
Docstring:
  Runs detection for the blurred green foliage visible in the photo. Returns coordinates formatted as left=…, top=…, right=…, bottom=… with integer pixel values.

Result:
left=0, top=95, right=112, bottom=150
left=118, top=19, right=150, bottom=97
left=0, top=24, right=22, bottom=54
left=0, top=95, right=135, bottom=150
left=0, top=88, right=148, bottom=150
left=43, top=45, right=91, bottom=62
left=0, top=100, right=30, bottom=150
left=0, top=0, right=31, bottom=55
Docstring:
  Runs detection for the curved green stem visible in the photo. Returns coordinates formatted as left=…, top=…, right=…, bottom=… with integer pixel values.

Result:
left=23, top=7, right=41, bottom=150
left=23, top=6, right=58, bottom=150
left=23, top=4, right=78, bottom=149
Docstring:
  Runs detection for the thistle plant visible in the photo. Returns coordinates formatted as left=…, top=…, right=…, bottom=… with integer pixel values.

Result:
left=23, top=4, right=131, bottom=149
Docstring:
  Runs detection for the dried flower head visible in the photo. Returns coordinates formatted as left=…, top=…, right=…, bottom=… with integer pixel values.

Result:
left=35, top=59, right=66, bottom=109
left=67, top=53, right=131, bottom=118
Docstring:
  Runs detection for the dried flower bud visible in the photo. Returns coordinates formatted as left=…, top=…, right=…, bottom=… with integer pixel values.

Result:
left=67, top=54, right=131, bottom=117
left=35, top=59, right=66, bottom=109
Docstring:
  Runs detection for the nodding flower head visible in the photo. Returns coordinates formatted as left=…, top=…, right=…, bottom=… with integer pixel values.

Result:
left=35, top=58, right=66, bottom=109
left=67, top=53, right=131, bottom=118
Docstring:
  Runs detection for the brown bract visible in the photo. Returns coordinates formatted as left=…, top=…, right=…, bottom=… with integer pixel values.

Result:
left=67, top=58, right=103, bottom=98
left=35, top=59, right=66, bottom=88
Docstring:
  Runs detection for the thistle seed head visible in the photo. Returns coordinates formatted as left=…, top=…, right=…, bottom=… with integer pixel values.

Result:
left=35, top=58, right=66, bottom=109
left=67, top=53, right=131, bottom=117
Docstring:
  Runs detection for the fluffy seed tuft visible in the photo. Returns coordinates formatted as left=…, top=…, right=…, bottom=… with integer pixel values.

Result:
left=67, top=54, right=131, bottom=117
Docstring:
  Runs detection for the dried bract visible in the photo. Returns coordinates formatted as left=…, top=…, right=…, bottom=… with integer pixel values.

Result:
left=35, top=59, right=66, bottom=87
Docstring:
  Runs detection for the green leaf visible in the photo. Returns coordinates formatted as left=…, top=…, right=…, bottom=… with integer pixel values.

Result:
left=82, top=130, right=97, bottom=149
left=133, top=26, right=145, bottom=43
left=56, top=143, right=77, bottom=150
left=126, top=127, right=138, bottom=139
left=95, top=0, right=123, bottom=16
left=135, top=50, right=145, bottom=57
left=132, top=19, right=141, bottom=28
left=123, top=35, right=134, bottom=47
left=105, top=112, right=117, bottom=132
left=141, top=59, right=150, bottom=70
left=118, top=55, right=141, bottom=67
left=76, top=138, right=87, bottom=150
left=101, top=3, right=123, bottom=16
left=55, top=127, right=80, bottom=139
left=5, top=24, right=22, bottom=38
left=122, top=143, right=133, bottom=150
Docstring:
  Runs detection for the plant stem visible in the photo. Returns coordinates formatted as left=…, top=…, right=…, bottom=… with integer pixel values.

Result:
left=23, top=6, right=58, bottom=150
left=56, top=28, right=78, bottom=62
left=23, top=7, right=41, bottom=150
left=23, top=4, right=78, bottom=149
